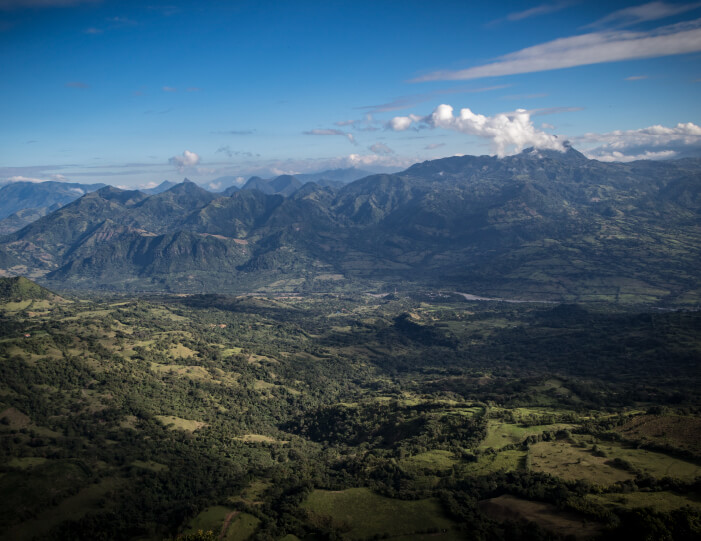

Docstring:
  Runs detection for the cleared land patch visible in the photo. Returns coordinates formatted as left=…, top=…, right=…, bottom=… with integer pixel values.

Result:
left=588, top=491, right=701, bottom=513
left=480, top=420, right=573, bottom=450
left=461, top=449, right=526, bottom=475
left=584, top=440, right=701, bottom=481
left=301, top=487, right=457, bottom=540
left=529, top=441, right=633, bottom=485
left=400, top=450, right=457, bottom=473
left=615, top=414, right=701, bottom=456
left=235, top=434, right=288, bottom=444
left=155, top=415, right=207, bottom=432
left=479, top=494, right=603, bottom=539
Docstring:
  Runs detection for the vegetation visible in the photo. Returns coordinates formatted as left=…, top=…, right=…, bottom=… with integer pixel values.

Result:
left=0, top=279, right=700, bottom=539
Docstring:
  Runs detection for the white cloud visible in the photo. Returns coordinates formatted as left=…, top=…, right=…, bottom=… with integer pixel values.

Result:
left=7, top=175, right=49, bottom=183
left=369, top=142, right=394, bottom=155
left=506, top=1, right=574, bottom=22
left=413, top=18, right=701, bottom=82
left=390, top=104, right=564, bottom=156
left=586, top=2, right=701, bottom=28
left=5, top=173, right=70, bottom=183
left=162, top=86, right=177, bottom=92
left=169, top=150, right=200, bottom=171
left=625, top=75, right=649, bottom=80
left=389, top=114, right=423, bottom=131
left=303, top=128, right=357, bottom=145
left=578, top=121, right=701, bottom=160
left=593, top=149, right=679, bottom=162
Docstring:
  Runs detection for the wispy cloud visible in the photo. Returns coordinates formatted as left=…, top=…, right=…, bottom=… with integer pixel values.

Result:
left=215, top=146, right=259, bottom=159
left=413, top=18, right=701, bottom=82
left=211, top=129, right=256, bottom=135
left=168, top=150, right=200, bottom=172
left=390, top=104, right=564, bottom=156
left=186, top=87, right=201, bottom=92
left=84, top=27, right=102, bottom=34
left=360, top=85, right=509, bottom=113
left=303, top=128, right=357, bottom=145
left=586, top=1, right=701, bottom=28
left=334, top=114, right=380, bottom=132
left=625, top=75, right=648, bottom=80
left=162, top=86, right=177, bottom=92
left=425, top=142, right=445, bottom=150
left=506, top=1, right=575, bottom=22
left=369, top=142, right=394, bottom=155
left=528, top=106, right=584, bottom=116
left=65, top=81, right=89, bottom=88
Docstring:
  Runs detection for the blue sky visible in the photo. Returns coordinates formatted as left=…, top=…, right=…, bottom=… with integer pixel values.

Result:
left=1, top=0, right=700, bottom=188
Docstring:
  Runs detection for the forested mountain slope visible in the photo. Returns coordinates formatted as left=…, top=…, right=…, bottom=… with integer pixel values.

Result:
left=0, top=147, right=699, bottom=304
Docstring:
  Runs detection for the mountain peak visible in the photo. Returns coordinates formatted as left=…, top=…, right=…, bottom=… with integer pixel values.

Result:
left=166, top=179, right=211, bottom=195
left=518, top=143, right=588, bottom=163
left=0, top=276, right=57, bottom=302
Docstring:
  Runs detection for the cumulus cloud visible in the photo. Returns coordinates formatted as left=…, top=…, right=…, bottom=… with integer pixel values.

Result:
left=369, top=142, right=394, bottom=155
left=303, top=128, right=357, bottom=145
left=413, top=18, right=701, bottom=82
left=169, top=150, right=200, bottom=171
left=389, top=114, right=424, bottom=132
left=390, top=104, right=564, bottom=156
left=586, top=2, right=701, bottom=28
left=578, top=121, right=701, bottom=161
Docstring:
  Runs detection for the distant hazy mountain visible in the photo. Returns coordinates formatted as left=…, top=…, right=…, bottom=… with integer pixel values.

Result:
left=0, top=181, right=106, bottom=222
left=213, top=168, right=374, bottom=195
left=202, top=176, right=243, bottom=192
left=232, top=174, right=303, bottom=197
left=295, top=167, right=375, bottom=185
left=1, top=147, right=699, bottom=304
left=141, top=180, right=177, bottom=194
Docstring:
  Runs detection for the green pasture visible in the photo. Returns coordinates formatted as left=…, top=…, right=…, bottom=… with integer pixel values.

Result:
left=301, top=487, right=457, bottom=539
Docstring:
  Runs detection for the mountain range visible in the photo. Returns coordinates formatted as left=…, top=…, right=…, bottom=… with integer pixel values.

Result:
left=0, top=146, right=699, bottom=304
left=0, top=180, right=106, bottom=235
